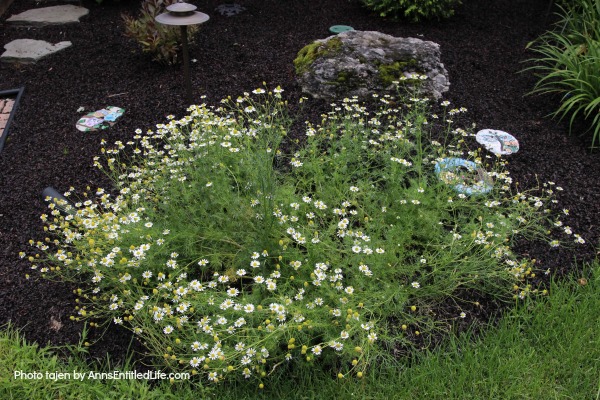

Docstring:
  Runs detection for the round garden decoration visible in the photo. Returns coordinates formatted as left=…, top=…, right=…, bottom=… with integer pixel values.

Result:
left=329, top=25, right=354, bottom=34
left=434, top=157, right=493, bottom=195
left=475, top=129, right=519, bottom=155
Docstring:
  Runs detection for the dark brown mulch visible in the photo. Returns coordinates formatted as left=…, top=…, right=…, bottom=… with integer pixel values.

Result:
left=0, top=0, right=598, bottom=364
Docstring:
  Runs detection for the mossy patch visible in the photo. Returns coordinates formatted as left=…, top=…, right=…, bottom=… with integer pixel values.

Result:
left=335, top=70, right=355, bottom=83
left=324, top=70, right=361, bottom=91
left=377, top=59, right=421, bottom=86
left=294, top=37, right=343, bottom=75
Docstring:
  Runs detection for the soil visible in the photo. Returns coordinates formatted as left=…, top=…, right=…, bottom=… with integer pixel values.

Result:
left=0, top=0, right=598, bottom=365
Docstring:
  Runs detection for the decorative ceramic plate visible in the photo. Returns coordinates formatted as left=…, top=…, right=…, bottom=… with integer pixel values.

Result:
left=76, top=106, right=124, bottom=132
left=434, top=157, right=493, bottom=196
left=476, top=129, right=519, bottom=155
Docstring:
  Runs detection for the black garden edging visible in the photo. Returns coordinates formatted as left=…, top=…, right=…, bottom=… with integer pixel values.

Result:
left=41, top=186, right=75, bottom=216
left=0, top=86, right=25, bottom=154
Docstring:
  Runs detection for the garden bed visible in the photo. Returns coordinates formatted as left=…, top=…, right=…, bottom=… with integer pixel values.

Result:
left=0, top=0, right=598, bottom=368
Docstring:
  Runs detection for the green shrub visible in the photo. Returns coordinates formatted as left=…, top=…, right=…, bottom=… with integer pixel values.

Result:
left=27, top=87, right=578, bottom=386
left=122, top=0, right=198, bottom=65
left=360, top=0, right=460, bottom=22
left=525, top=0, right=600, bottom=147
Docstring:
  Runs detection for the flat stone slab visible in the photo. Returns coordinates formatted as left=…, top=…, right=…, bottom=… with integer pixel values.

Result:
left=6, top=5, right=88, bottom=26
left=1, top=39, right=72, bottom=64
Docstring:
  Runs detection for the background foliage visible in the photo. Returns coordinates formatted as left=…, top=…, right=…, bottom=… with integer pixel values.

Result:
left=526, top=0, right=600, bottom=147
left=359, top=0, right=461, bottom=22
left=122, top=0, right=198, bottom=65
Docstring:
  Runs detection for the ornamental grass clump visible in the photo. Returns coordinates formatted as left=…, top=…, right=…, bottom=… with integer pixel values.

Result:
left=26, top=86, right=580, bottom=386
left=525, top=0, right=600, bottom=147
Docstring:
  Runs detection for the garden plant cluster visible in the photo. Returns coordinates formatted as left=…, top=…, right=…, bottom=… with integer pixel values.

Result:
left=359, top=0, right=461, bottom=22
left=526, top=0, right=600, bottom=147
left=24, top=81, right=584, bottom=386
left=122, top=0, right=199, bottom=65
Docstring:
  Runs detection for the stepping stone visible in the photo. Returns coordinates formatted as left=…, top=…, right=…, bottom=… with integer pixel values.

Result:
left=1, top=39, right=72, bottom=64
left=76, top=106, right=125, bottom=132
left=6, top=5, right=89, bottom=27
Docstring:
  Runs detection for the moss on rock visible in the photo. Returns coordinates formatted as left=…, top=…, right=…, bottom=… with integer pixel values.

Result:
left=293, top=37, right=343, bottom=75
left=294, top=31, right=449, bottom=100
left=377, top=59, right=420, bottom=86
left=328, top=70, right=360, bottom=91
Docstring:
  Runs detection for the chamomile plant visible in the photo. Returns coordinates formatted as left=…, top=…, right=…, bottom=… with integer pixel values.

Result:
left=26, top=86, right=581, bottom=385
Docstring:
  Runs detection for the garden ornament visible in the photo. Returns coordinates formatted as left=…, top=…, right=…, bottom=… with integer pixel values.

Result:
left=476, top=129, right=519, bottom=155
left=434, top=157, right=493, bottom=196
left=76, top=106, right=125, bottom=132
left=156, top=2, right=209, bottom=105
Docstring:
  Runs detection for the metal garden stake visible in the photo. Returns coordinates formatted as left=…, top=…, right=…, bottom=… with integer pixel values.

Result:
left=156, top=2, right=209, bottom=105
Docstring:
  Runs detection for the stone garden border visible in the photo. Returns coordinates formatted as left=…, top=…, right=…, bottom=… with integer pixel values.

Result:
left=0, top=87, right=25, bottom=154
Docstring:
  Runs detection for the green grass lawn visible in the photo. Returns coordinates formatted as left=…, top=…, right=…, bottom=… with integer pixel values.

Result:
left=2, top=262, right=599, bottom=399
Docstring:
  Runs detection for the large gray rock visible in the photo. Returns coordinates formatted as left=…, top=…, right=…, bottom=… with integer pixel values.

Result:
left=294, top=31, right=450, bottom=100
left=1, top=39, right=72, bottom=64
left=6, top=5, right=89, bottom=26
